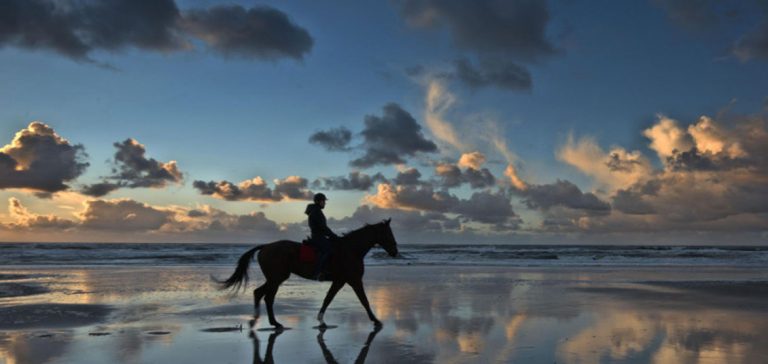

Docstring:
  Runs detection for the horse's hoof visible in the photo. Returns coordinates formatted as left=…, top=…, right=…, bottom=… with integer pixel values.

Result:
left=248, top=319, right=256, bottom=328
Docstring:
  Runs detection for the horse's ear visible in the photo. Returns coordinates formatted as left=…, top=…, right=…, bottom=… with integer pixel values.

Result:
left=385, top=218, right=391, bottom=225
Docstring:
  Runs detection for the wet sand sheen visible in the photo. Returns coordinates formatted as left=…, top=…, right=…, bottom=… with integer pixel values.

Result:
left=0, top=265, right=766, bottom=363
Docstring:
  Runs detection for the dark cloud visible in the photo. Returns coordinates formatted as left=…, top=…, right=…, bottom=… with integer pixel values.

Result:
left=0, top=0, right=185, bottom=62
left=0, top=0, right=312, bottom=63
left=733, top=21, right=768, bottom=61
left=518, top=180, right=611, bottom=214
left=308, top=127, right=353, bottom=152
left=312, top=172, right=387, bottom=191
left=395, top=0, right=556, bottom=91
left=395, top=0, right=556, bottom=61
left=454, top=58, right=532, bottom=90
left=394, top=168, right=424, bottom=186
left=454, top=190, right=519, bottom=227
left=435, top=163, right=495, bottom=189
left=611, top=189, right=656, bottom=215
left=193, top=178, right=279, bottom=202
left=0, top=122, right=89, bottom=193
left=181, top=5, right=313, bottom=60
left=366, top=183, right=518, bottom=227
left=81, top=138, right=182, bottom=197
left=193, top=176, right=312, bottom=202
left=80, top=182, right=121, bottom=198
left=351, top=103, right=438, bottom=168
left=79, top=199, right=172, bottom=231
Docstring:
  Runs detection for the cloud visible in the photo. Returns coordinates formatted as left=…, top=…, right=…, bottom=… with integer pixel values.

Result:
left=312, top=171, right=387, bottom=191
left=504, top=164, right=528, bottom=191
left=393, top=168, right=424, bottom=186
left=734, top=21, right=768, bottom=61
left=79, top=199, right=173, bottom=231
left=396, top=0, right=557, bottom=90
left=0, top=0, right=312, bottom=63
left=395, top=0, right=556, bottom=61
left=6, top=197, right=76, bottom=230
left=453, top=58, right=531, bottom=90
left=308, top=127, right=353, bottom=151
left=351, top=103, right=438, bottom=168
left=454, top=190, right=519, bottom=227
left=457, top=152, right=486, bottom=170
left=557, top=134, right=652, bottom=191
left=181, top=5, right=313, bottom=60
left=556, top=111, right=768, bottom=233
left=364, top=182, right=518, bottom=227
left=517, top=180, right=611, bottom=215
left=425, top=80, right=466, bottom=150
left=272, top=176, right=313, bottom=200
left=81, top=138, right=182, bottom=197
left=193, top=175, right=312, bottom=202
left=0, top=121, right=89, bottom=193
left=435, top=162, right=495, bottom=189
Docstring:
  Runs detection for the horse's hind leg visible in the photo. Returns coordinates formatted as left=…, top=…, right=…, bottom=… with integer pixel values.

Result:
left=264, top=281, right=284, bottom=329
left=249, top=283, right=268, bottom=328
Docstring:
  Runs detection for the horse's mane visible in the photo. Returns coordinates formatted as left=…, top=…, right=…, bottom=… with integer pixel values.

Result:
left=339, top=221, right=385, bottom=242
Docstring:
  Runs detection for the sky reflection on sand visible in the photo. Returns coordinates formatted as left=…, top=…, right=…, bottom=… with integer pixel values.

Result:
left=0, top=266, right=767, bottom=363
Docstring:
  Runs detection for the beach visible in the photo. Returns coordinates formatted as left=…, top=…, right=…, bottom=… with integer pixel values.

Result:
left=1, top=265, right=767, bottom=363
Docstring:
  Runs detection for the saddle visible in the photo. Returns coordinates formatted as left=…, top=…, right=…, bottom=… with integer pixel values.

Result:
left=299, top=242, right=316, bottom=263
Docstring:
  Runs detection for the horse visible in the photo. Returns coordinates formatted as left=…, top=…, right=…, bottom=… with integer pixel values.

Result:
left=219, top=219, right=399, bottom=330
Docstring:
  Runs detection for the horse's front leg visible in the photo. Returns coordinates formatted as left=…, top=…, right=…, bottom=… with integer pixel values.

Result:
left=349, top=280, right=382, bottom=327
left=317, top=280, right=344, bottom=326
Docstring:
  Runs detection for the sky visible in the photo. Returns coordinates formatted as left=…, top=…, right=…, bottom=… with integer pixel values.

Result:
left=0, top=0, right=767, bottom=244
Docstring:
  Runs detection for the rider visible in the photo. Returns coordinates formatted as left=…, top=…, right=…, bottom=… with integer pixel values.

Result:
left=305, top=193, right=338, bottom=280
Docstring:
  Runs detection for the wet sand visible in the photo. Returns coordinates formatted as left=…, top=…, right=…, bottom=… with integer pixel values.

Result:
left=1, top=265, right=767, bottom=363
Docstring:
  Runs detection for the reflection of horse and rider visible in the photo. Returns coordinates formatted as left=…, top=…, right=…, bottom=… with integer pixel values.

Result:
left=220, top=193, right=399, bottom=330
left=251, top=325, right=382, bottom=364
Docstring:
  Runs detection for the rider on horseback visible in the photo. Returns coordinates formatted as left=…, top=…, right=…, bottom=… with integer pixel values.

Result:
left=305, top=193, right=338, bottom=280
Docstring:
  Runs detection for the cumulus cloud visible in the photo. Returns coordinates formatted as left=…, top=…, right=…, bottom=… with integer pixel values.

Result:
left=457, top=152, right=486, bottom=170
left=181, top=5, right=313, bottom=60
left=517, top=180, right=611, bottom=215
left=79, top=199, right=173, bottom=231
left=0, top=121, right=89, bottom=193
left=0, top=0, right=312, bottom=64
left=351, top=103, right=438, bottom=168
left=308, top=127, right=353, bottom=151
left=6, top=197, right=76, bottom=230
left=435, top=162, right=495, bottom=189
left=193, top=175, right=312, bottom=202
left=81, top=138, right=182, bottom=197
left=393, top=168, right=424, bottom=186
left=558, top=134, right=652, bottom=192
left=556, top=111, right=768, bottom=233
left=364, top=183, right=518, bottom=227
left=312, top=171, right=387, bottom=191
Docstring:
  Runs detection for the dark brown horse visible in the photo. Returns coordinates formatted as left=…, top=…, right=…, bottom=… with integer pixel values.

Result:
left=220, top=219, right=399, bottom=329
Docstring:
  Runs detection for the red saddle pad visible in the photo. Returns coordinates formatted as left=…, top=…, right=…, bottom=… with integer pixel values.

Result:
left=299, top=244, right=316, bottom=263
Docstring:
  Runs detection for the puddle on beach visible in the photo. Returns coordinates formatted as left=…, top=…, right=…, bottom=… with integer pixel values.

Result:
left=0, top=266, right=767, bottom=363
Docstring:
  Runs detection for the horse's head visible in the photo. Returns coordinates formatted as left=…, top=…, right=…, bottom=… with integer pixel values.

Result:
left=377, top=218, right=398, bottom=257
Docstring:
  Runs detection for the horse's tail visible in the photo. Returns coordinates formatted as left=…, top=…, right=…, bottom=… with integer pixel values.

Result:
left=217, top=245, right=263, bottom=292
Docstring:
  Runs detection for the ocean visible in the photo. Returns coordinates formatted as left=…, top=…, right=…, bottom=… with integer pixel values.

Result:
left=1, top=243, right=767, bottom=267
